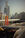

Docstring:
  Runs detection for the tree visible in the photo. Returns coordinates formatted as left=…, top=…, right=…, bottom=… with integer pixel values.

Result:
left=20, top=12, right=25, bottom=20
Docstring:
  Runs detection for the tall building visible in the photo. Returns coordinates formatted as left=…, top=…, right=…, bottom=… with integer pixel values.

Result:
left=0, top=6, right=2, bottom=20
left=2, top=13, right=6, bottom=20
left=4, top=0, right=10, bottom=18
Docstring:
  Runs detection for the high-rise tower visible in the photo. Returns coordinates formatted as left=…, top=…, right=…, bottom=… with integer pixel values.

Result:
left=4, top=0, right=10, bottom=18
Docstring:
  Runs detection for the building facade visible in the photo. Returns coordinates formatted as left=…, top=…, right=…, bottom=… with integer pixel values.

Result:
left=4, top=0, right=10, bottom=18
left=0, top=12, right=2, bottom=20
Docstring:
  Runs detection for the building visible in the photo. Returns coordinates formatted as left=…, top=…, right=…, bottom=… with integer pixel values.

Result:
left=0, top=12, right=2, bottom=20
left=0, top=12, right=2, bottom=26
left=0, top=6, right=2, bottom=20
left=0, top=6, right=3, bottom=26
left=4, top=0, right=10, bottom=18
left=2, top=13, right=6, bottom=26
left=2, top=13, right=6, bottom=20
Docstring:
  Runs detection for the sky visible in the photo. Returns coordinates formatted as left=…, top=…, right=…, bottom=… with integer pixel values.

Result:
left=0, top=0, right=25, bottom=16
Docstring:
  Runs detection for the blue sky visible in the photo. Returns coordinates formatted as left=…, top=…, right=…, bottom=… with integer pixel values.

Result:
left=0, top=0, right=25, bottom=16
